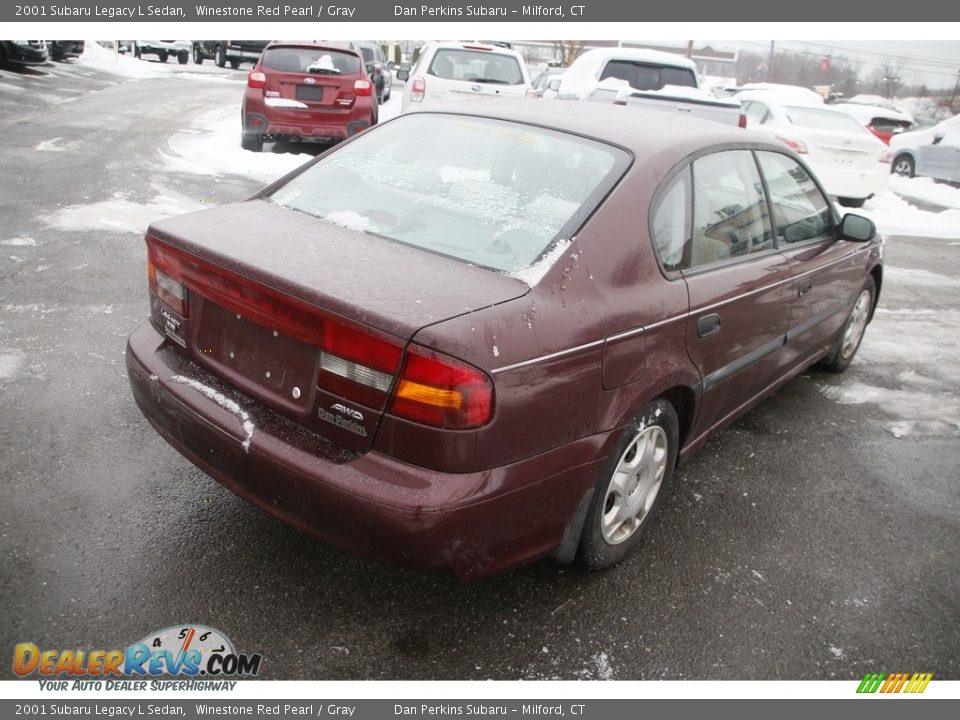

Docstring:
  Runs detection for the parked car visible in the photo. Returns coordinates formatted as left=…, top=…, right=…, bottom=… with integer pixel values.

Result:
left=241, top=41, right=377, bottom=152
left=738, top=91, right=889, bottom=206
left=832, top=102, right=913, bottom=145
left=127, top=102, right=883, bottom=580
left=356, top=42, right=393, bottom=103
left=398, top=41, right=535, bottom=113
left=889, top=114, right=960, bottom=183
left=192, top=40, right=268, bottom=69
left=132, top=40, right=190, bottom=65
left=553, top=48, right=743, bottom=127
left=48, top=40, right=84, bottom=62
left=0, top=40, right=47, bottom=65
left=529, top=64, right=564, bottom=97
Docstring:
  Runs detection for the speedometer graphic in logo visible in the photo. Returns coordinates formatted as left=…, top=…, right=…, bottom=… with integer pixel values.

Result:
left=129, top=624, right=247, bottom=676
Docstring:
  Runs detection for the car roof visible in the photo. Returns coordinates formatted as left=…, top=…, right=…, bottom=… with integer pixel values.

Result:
left=402, top=98, right=777, bottom=162
left=571, top=47, right=698, bottom=71
left=426, top=41, right=525, bottom=57
left=263, top=40, right=361, bottom=56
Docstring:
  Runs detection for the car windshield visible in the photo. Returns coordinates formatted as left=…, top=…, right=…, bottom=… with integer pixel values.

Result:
left=599, top=61, right=697, bottom=91
left=267, top=114, right=629, bottom=274
left=428, top=49, right=524, bottom=85
left=261, top=47, right=361, bottom=75
left=785, top=107, right=867, bottom=134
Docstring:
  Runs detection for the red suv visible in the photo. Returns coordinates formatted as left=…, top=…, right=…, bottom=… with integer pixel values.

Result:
left=241, top=42, right=377, bottom=152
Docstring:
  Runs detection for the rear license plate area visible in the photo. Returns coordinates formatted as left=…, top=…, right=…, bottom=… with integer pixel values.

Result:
left=296, top=85, right=326, bottom=101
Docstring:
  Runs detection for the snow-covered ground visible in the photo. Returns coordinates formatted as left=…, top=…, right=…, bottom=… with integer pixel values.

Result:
left=854, top=181, right=960, bottom=239
left=78, top=41, right=237, bottom=82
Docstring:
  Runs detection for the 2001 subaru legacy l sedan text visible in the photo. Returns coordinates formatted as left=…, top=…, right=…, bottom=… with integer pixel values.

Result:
left=126, top=101, right=883, bottom=579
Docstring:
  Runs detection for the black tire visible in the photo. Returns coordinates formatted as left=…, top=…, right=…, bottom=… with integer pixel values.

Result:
left=215, top=45, right=226, bottom=68
left=579, top=398, right=679, bottom=570
left=229, top=58, right=240, bottom=70
left=837, top=197, right=866, bottom=208
left=178, top=52, right=188, bottom=65
left=192, top=45, right=203, bottom=64
left=241, top=133, right=263, bottom=152
left=819, top=276, right=876, bottom=374
left=158, top=50, right=168, bottom=63
left=892, top=154, right=915, bottom=178
left=133, top=43, right=141, bottom=59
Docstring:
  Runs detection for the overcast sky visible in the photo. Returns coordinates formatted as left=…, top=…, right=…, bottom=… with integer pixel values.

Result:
left=734, top=40, right=960, bottom=89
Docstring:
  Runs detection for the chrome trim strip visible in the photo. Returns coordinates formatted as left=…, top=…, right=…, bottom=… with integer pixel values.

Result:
left=490, top=339, right=605, bottom=375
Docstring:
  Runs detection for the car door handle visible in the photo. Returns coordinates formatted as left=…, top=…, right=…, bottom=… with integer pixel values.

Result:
left=798, top=279, right=813, bottom=297
left=697, top=314, right=722, bottom=338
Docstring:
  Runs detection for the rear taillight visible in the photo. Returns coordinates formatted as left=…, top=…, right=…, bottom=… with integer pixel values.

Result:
left=147, top=260, right=188, bottom=317
left=319, top=322, right=402, bottom=410
left=775, top=135, right=808, bottom=154
left=389, top=346, right=493, bottom=430
left=410, top=77, right=425, bottom=103
left=247, top=71, right=266, bottom=89
left=354, top=79, right=372, bottom=97
left=738, top=113, right=747, bottom=129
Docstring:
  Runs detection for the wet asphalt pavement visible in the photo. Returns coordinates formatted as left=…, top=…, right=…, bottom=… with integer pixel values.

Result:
left=1, top=57, right=958, bottom=682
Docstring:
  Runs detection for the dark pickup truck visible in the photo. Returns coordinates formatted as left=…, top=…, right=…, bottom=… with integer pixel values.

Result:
left=192, top=41, right=269, bottom=69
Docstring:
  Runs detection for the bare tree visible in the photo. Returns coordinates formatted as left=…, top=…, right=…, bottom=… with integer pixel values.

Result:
left=552, top=40, right=585, bottom=67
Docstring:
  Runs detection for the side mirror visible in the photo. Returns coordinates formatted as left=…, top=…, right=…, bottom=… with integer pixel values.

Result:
left=933, top=131, right=945, bottom=145
left=839, top=213, right=876, bottom=242
left=547, top=77, right=562, bottom=92
left=396, top=68, right=409, bottom=82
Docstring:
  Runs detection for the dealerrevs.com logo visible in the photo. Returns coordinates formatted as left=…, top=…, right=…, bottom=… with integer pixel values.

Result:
left=13, top=625, right=262, bottom=689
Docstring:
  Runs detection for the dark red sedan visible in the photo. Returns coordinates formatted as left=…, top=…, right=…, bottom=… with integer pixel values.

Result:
left=127, top=101, right=883, bottom=579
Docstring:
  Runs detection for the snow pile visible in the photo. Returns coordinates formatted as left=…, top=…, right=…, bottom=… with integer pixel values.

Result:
left=895, top=97, right=955, bottom=125
left=42, top=189, right=207, bottom=235
left=853, top=192, right=960, bottom=239
left=159, top=106, right=306, bottom=183
left=78, top=41, right=166, bottom=79
left=324, top=210, right=372, bottom=232
left=889, top=176, right=960, bottom=211
left=510, top=238, right=572, bottom=286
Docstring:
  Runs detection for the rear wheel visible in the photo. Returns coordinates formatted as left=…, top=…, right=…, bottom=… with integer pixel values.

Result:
left=158, top=50, right=168, bottom=63
left=215, top=45, right=226, bottom=68
left=819, top=276, right=875, bottom=373
left=192, top=45, right=203, bottom=64
left=241, top=133, right=263, bottom=152
left=229, top=58, right=240, bottom=70
left=133, top=43, right=141, bottom=59
left=178, top=52, right=188, bottom=65
left=579, top=399, right=678, bottom=569
left=892, top=154, right=915, bottom=178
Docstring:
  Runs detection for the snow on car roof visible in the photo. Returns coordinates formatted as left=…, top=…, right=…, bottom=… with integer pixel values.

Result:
left=736, top=83, right=825, bottom=106
left=832, top=103, right=914, bottom=124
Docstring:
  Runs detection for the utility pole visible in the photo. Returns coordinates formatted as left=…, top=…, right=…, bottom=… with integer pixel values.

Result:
left=951, top=69, right=960, bottom=110
left=687, top=41, right=694, bottom=59
left=768, top=40, right=775, bottom=82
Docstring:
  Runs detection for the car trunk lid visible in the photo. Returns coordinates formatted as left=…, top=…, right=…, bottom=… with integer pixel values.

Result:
left=146, top=200, right=527, bottom=452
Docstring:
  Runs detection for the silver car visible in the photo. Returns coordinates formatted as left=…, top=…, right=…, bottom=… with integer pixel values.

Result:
left=890, top=114, right=960, bottom=183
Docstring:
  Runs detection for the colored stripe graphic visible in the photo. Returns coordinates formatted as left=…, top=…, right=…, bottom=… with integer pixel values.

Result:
left=857, top=672, right=932, bottom=694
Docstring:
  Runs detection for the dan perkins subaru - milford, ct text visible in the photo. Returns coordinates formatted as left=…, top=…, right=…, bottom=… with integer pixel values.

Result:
left=394, top=5, right=584, bottom=15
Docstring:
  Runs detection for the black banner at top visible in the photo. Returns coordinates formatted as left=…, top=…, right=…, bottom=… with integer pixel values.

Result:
left=5, top=0, right=958, bottom=22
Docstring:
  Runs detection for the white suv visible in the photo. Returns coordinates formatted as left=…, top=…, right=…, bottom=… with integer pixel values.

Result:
left=399, top=42, right=535, bottom=113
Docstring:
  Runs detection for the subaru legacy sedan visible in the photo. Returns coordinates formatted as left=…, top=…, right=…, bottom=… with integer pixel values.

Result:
left=126, top=102, right=883, bottom=579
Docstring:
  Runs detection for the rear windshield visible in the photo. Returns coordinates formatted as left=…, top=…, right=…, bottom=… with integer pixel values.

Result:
left=261, top=47, right=361, bottom=75
left=267, top=114, right=629, bottom=274
left=599, top=61, right=697, bottom=91
left=427, top=49, right=524, bottom=85
left=785, top=107, right=867, bottom=134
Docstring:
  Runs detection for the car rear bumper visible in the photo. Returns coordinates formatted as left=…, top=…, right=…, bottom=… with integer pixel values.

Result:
left=126, top=321, right=608, bottom=579
left=810, top=161, right=889, bottom=200
left=244, top=111, right=370, bottom=142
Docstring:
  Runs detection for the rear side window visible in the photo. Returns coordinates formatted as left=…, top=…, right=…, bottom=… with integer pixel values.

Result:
left=757, top=152, right=831, bottom=243
left=785, top=107, right=867, bottom=134
left=428, top=49, right=524, bottom=85
left=689, top=151, right=773, bottom=269
left=262, top=47, right=361, bottom=75
left=599, top=61, right=697, bottom=91
left=651, top=167, right=691, bottom=271
left=267, top=114, right=629, bottom=275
